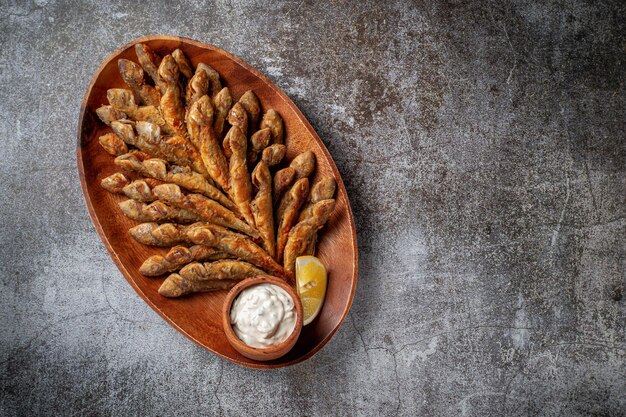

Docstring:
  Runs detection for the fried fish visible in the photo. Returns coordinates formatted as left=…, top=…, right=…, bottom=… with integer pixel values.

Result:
left=213, top=87, right=232, bottom=139
left=96, top=105, right=126, bottom=126
left=139, top=245, right=229, bottom=277
left=98, top=133, right=128, bottom=156
left=251, top=161, right=275, bottom=259
left=238, top=90, right=260, bottom=129
left=247, top=128, right=271, bottom=168
left=299, top=177, right=336, bottom=222
left=261, top=144, right=287, bottom=167
left=272, top=167, right=296, bottom=205
left=118, top=59, right=161, bottom=107
left=196, top=63, right=222, bottom=99
left=119, top=199, right=202, bottom=224
left=275, top=177, right=309, bottom=262
left=158, top=260, right=264, bottom=297
left=260, top=109, right=284, bottom=144
left=158, top=55, right=187, bottom=138
left=134, top=43, right=163, bottom=91
left=152, top=183, right=259, bottom=238
left=227, top=126, right=255, bottom=226
left=283, top=199, right=336, bottom=271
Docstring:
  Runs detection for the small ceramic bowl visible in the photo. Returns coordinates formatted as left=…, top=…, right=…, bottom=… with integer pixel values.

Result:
left=222, top=276, right=303, bottom=361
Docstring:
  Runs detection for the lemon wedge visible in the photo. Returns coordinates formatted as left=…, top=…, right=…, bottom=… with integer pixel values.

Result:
left=295, top=256, right=327, bottom=325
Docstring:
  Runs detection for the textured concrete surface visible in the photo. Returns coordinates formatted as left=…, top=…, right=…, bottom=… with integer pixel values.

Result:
left=1, top=0, right=624, bottom=415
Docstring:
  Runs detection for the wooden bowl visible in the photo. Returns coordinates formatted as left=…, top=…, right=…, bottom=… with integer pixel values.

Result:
left=76, top=35, right=358, bottom=368
left=222, top=276, right=303, bottom=361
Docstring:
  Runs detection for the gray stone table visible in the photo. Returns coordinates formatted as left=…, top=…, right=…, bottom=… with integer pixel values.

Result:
left=1, top=0, right=624, bottom=415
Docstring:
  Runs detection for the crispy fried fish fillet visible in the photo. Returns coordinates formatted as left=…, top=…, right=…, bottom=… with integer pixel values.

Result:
left=98, top=133, right=128, bottom=156
left=290, top=150, right=316, bottom=180
left=134, top=43, right=163, bottom=91
left=119, top=199, right=202, bottom=224
left=185, top=224, right=291, bottom=280
left=114, top=152, right=235, bottom=211
left=260, top=109, right=284, bottom=144
left=159, top=260, right=264, bottom=297
left=247, top=128, right=271, bottom=168
left=185, top=68, right=209, bottom=121
left=196, top=63, right=222, bottom=99
left=283, top=199, right=336, bottom=271
left=139, top=245, right=229, bottom=277
left=101, top=172, right=130, bottom=194
left=251, top=161, right=275, bottom=259
left=158, top=55, right=187, bottom=138
left=213, top=87, right=232, bottom=139
left=238, top=90, right=260, bottom=129
left=299, top=177, right=336, bottom=222
left=273, top=167, right=296, bottom=205
left=153, top=184, right=259, bottom=238
left=261, top=144, right=287, bottom=167
left=172, top=48, right=193, bottom=79
left=227, top=126, right=255, bottom=226
left=118, top=59, right=161, bottom=107
left=275, top=178, right=309, bottom=263
left=187, top=96, right=230, bottom=192
left=96, top=105, right=126, bottom=126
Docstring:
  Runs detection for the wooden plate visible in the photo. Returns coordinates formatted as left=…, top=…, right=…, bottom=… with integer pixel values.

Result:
left=76, top=35, right=358, bottom=369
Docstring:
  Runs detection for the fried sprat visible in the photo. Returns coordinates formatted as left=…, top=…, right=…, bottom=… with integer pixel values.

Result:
left=139, top=245, right=229, bottom=277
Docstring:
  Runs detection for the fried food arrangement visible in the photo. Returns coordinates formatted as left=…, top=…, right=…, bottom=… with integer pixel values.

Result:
left=93, top=43, right=337, bottom=298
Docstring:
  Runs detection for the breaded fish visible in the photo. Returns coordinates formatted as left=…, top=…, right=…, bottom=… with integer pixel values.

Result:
left=158, top=260, right=264, bottom=297
left=119, top=199, right=202, bottom=224
left=247, top=128, right=271, bottom=168
left=290, top=150, right=316, bottom=180
left=158, top=55, right=187, bottom=138
left=187, top=95, right=230, bottom=192
left=185, top=68, right=209, bottom=120
left=96, top=105, right=126, bottom=126
left=100, top=172, right=130, bottom=194
left=213, top=87, right=232, bottom=139
left=272, top=167, right=296, bottom=205
left=171, top=48, right=193, bottom=79
left=299, top=177, right=336, bottom=222
left=185, top=224, right=291, bottom=280
left=114, top=152, right=235, bottom=211
left=275, top=177, right=309, bottom=262
left=134, top=44, right=163, bottom=90
left=260, top=109, right=284, bottom=144
left=261, top=144, right=287, bottom=167
left=283, top=199, right=336, bottom=271
left=228, top=102, right=248, bottom=136
left=227, top=126, right=255, bottom=226
left=196, top=63, right=222, bottom=99
left=238, top=90, right=260, bottom=129
left=118, top=59, right=161, bottom=107
left=251, top=161, right=275, bottom=259
left=152, top=183, right=259, bottom=238
left=139, top=245, right=229, bottom=277
left=98, top=133, right=128, bottom=156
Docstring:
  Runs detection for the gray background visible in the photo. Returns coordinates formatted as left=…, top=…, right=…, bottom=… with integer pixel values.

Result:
left=1, top=0, right=624, bottom=415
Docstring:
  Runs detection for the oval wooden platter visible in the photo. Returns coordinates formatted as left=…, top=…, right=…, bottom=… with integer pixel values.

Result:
left=76, top=35, right=358, bottom=368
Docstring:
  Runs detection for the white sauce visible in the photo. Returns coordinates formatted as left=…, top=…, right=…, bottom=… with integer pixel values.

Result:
left=230, top=283, right=297, bottom=349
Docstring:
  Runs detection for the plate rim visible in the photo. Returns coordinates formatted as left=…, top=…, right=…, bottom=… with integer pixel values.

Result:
left=76, top=34, right=358, bottom=369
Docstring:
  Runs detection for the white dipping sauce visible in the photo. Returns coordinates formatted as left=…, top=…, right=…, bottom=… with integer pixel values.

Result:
left=230, top=283, right=297, bottom=348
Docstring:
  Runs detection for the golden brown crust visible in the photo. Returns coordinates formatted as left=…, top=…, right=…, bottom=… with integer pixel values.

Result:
left=227, top=126, right=255, bottom=226
left=98, top=133, right=128, bottom=156
left=139, top=245, right=229, bottom=277
left=101, top=172, right=130, bottom=194
left=118, top=59, right=161, bottom=107
left=96, top=105, right=126, bottom=126
left=213, top=87, right=232, bottom=139
left=171, top=48, right=193, bottom=79
left=260, top=109, right=284, bottom=144
left=251, top=161, right=275, bottom=259
left=283, top=199, right=336, bottom=271
left=261, top=144, right=287, bottom=167
left=107, top=88, right=137, bottom=114
left=196, top=63, right=222, bottom=99
left=247, top=128, right=271, bottom=168
left=114, top=153, right=235, bottom=211
left=159, top=275, right=239, bottom=297
left=185, top=224, right=291, bottom=280
left=228, top=102, right=248, bottom=136
left=188, top=96, right=230, bottom=192
left=275, top=178, right=309, bottom=262
left=129, top=222, right=201, bottom=246
left=299, top=177, right=336, bottom=222
left=122, top=179, right=160, bottom=202
left=158, top=55, right=187, bottom=138
left=272, top=167, right=296, bottom=205
left=153, top=184, right=259, bottom=238
left=290, top=150, right=316, bottom=180
left=185, top=68, right=209, bottom=120
left=134, top=43, right=163, bottom=91
left=238, top=90, right=260, bottom=129
left=119, top=199, right=202, bottom=223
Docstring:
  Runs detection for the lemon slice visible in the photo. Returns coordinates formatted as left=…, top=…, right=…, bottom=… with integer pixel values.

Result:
left=295, top=256, right=327, bottom=325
